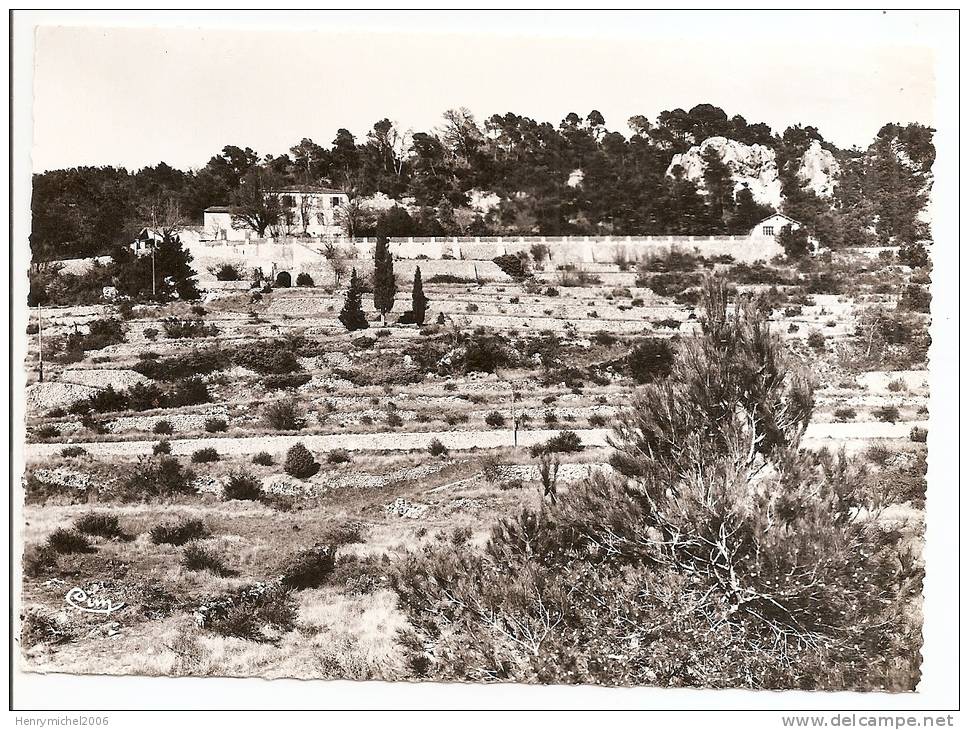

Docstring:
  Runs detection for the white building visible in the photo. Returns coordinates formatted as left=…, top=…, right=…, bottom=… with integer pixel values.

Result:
left=749, top=213, right=801, bottom=238
left=203, top=185, right=349, bottom=241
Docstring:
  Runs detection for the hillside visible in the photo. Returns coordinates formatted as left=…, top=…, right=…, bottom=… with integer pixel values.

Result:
left=30, top=104, right=934, bottom=261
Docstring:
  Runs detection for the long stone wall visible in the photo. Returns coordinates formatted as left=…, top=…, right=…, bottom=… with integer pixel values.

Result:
left=186, top=233, right=783, bottom=284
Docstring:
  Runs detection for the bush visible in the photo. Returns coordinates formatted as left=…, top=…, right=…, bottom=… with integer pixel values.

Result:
left=162, top=317, right=218, bottom=339
left=484, top=411, right=506, bottom=429
left=263, top=399, right=304, bottom=431
left=45, top=528, right=91, bottom=554
left=223, top=469, right=262, bottom=501
left=252, top=451, right=274, bottom=466
left=588, top=413, right=607, bottom=428
left=34, top=424, right=61, bottom=439
left=319, top=522, right=366, bottom=546
left=427, top=438, right=448, bottom=457
left=143, top=327, right=158, bottom=341
left=204, top=417, right=228, bottom=433
left=23, top=544, right=58, bottom=577
left=326, top=449, right=352, bottom=465
left=153, top=420, right=174, bottom=435
left=153, top=439, right=172, bottom=455
left=60, top=445, right=87, bottom=458
left=200, top=585, right=297, bottom=641
left=807, top=329, right=826, bottom=352
left=492, top=254, right=528, bottom=280
left=531, top=430, right=583, bottom=456
left=284, top=442, right=319, bottom=479
left=295, top=272, right=315, bottom=287
left=211, top=263, right=243, bottom=281
left=73, top=513, right=124, bottom=539
left=625, top=338, right=675, bottom=384
left=169, top=378, right=211, bottom=407
left=833, top=407, right=857, bottom=422
left=386, top=411, right=404, bottom=428
left=182, top=543, right=231, bottom=575
left=230, top=341, right=301, bottom=375
left=873, top=405, right=901, bottom=423
left=262, top=372, right=312, bottom=391
left=150, top=517, right=209, bottom=546
left=191, top=447, right=220, bottom=463
left=910, top=426, right=928, bottom=443
left=118, top=456, right=194, bottom=499
left=280, top=544, right=337, bottom=589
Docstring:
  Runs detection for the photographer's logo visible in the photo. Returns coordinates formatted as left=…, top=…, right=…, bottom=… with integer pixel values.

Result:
left=65, top=586, right=125, bottom=615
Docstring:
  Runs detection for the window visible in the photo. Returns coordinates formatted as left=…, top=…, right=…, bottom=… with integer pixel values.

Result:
left=331, top=196, right=342, bottom=207
left=763, top=226, right=774, bottom=236
left=281, top=195, right=295, bottom=208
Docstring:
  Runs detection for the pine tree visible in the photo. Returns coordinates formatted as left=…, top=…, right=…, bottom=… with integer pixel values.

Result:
left=373, top=235, right=397, bottom=322
left=339, top=268, right=369, bottom=331
left=412, top=266, right=429, bottom=325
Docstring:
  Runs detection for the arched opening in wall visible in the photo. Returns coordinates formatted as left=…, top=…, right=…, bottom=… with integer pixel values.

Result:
left=275, top=271, right=292, bottom=288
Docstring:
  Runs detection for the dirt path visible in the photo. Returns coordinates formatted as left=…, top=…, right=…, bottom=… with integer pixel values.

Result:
left=24, top=420, right=925, bottom=460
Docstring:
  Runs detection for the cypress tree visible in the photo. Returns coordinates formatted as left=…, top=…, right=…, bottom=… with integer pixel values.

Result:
left=339, top=268, right=369, bottom=331
left=373, top=234, right=396, bottom=322
left=412, top=266, right=429, bottom=325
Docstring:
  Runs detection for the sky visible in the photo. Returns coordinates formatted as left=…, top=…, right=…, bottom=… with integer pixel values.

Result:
left=29, top=11, right=939, bottom=172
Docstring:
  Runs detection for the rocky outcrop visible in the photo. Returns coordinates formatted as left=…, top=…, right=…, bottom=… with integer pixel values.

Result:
left=667, top=136, right=842, bottom=207
left=797, top=140, right=841, bottom=199
left=667, top=137, right=783, bottom=209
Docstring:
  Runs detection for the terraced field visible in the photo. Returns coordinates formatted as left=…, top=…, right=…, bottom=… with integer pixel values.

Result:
left=20, top=248, right=929, bottom=681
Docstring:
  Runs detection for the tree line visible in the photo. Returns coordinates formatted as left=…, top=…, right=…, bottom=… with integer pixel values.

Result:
left=30, top=104, right=934, bottom=261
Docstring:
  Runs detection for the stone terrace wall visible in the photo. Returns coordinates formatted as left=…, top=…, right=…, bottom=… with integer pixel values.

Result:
left=185, top=234, right=784, bottom=281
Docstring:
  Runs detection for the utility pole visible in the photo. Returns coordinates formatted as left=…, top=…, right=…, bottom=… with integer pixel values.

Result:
left=151, top=237, right=157, bottom=299
left=36, top=302, right=44, bottom=383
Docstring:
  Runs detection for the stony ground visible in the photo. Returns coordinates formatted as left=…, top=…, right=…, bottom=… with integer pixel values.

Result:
left=19, top=249, right=930, bottom=680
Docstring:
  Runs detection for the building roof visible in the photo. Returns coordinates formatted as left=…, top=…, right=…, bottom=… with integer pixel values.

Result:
left=273, top=185, right=347, bottom=195
left=204, top=206, right=236, bottom=214
left=753, top=213, right=800, bottom=227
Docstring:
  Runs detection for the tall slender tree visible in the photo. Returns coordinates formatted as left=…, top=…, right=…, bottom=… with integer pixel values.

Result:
left=412, top=266, right=429, bottom=325
left=339, top=268, right=369, bottom=331
left=373, top=234, right=397, bottom=323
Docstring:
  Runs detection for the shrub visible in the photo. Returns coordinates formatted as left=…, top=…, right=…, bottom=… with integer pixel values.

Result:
left=143, top=327, right=158, bottom=341
left=427, top=438, right=448, bottom=457
left=162, top=317, right=218, bottom=339
left=531, top=430, right=583, bottom=456
left=263, top=399, right=304, bottom=431
left=910, top=426, right=928, bottom=443
left=625, top=338, right=675, bottom=384
left=119, top=456, right=194, bottom=499
left=60, top=445, right=87, bottom=458
left=23, top=544, right=58, bottom=577
left=252, top=451, right=274, bottom=466
left=211, top=263, right=243, bottom=281
left=223, top=470, right=262, bottom=501
left=204, top=417, right=228, bottom=433
left=45, top=528, right=91, bottom=554
left=295, top=272, right=315, bottom=287
left=153, top=420, right=174, bottom=435
left=284, top=442, right=319, bottom=479
left=73, top=513, right=124, bottom=539
left=230, top=341, right=301, bottom=374
left=326, top=449, right=352, bottom=465
left=191, top=447, right=220, bottom=463
left=201, top=585, right=297, bottom=641
left=479, top=453, right=504, bottom=483
left=386, top=411, right=404, bottom=428
left=169, top=378, right=211, bottom=407
left=153, top=439, right=172, bottom=455
left=864, top=444, right=892, bottom=466
left=588, top=413, right=607, bottom=428
left=34, top=424, right=61, bottom=439
left=484, top=411, right=506, bottom=428
left=833, top=407, right=857, bottom=422
left=492, top=254, right=529, bottom=280
left=873, top=405, right=901, bottom=423
left=150, top=517, right=209, bottom=546
left=887, top=378, right=907, bottom=393
left=280, top=544, right=337, bottom=589
left=319, top=522, right=366, bottom=546
left=262, top=372, right=312, bottom=391
left=182, top=543, right=231, bottom=575
left=807, top=329, right=826, bottom=352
